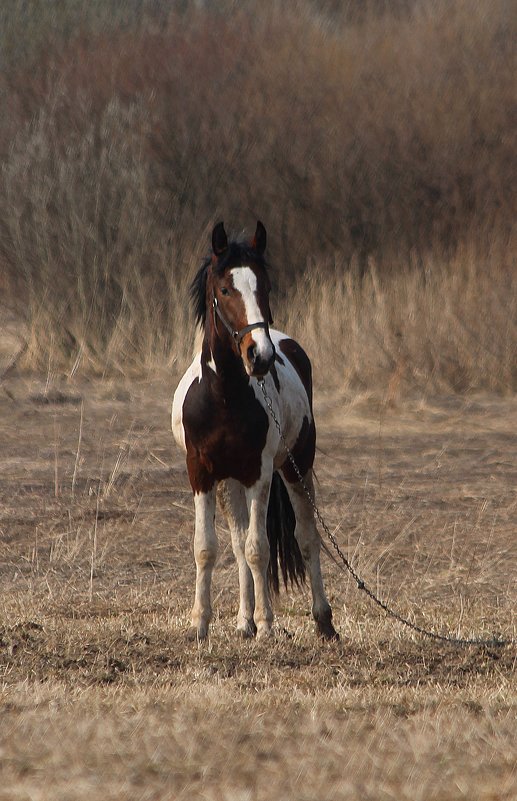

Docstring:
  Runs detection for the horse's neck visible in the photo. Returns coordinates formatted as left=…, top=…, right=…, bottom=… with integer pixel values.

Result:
left=202, top=329, right=249, bottom=399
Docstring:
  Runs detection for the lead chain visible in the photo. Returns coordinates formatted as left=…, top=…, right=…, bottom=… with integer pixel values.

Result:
left=257, top=379, right=511, bottom=648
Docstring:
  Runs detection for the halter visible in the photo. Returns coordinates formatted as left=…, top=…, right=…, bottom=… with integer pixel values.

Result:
left=212, top=297, right=269, bottom=345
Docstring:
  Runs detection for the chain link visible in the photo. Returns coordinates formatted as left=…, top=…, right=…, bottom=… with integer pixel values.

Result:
left=258, top=379, right=512, bottom=648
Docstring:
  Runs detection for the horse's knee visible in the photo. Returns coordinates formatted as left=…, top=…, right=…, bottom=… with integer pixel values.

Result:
left=194, top=546, right=217, bottom=567
left=245, top=537, right=269, bottom=570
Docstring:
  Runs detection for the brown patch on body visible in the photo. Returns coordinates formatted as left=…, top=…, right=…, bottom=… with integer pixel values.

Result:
left=182, top=358, right=269, bottom=493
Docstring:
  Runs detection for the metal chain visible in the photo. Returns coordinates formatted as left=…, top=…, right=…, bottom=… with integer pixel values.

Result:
left=258, top=379, right=512, bottom=648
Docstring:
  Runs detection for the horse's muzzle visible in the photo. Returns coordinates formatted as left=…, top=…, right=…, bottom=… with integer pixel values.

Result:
left=247, top=345, right=276, bottom=378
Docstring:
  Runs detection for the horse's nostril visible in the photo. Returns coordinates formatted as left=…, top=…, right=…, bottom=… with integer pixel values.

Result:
left=247, top=344, right=256, bottom=363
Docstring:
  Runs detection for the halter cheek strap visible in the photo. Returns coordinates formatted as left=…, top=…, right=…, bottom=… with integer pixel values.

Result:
left=213, top=298, right=269, bottom=345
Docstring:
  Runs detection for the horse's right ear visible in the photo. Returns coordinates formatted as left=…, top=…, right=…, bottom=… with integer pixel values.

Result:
left=212, top=222, right=228, bottom=257
left=252, top=220, right=267, bottom=255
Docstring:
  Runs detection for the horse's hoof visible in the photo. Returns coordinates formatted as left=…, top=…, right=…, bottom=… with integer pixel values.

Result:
left=318, top=625, right=340, bottom=642
left=315, top=610, right=339, bottom=641
left=186, top=626, right=208, bottom=642
left=256, top=624, right=274, bottom=640
left=237, top=621, right=257, bottom=639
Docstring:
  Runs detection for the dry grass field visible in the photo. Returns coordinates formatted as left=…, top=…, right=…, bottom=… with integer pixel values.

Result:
left=0, top=362, right=515, bottom=800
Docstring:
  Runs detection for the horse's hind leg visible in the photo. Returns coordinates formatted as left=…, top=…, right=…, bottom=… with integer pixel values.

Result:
left=218, top=480, right=256, bottom=638
left=282, top=471, right=338, bottom=641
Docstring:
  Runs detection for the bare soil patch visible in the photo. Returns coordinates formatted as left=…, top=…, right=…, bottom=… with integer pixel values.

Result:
left=0, top=375, right=515, bottom=800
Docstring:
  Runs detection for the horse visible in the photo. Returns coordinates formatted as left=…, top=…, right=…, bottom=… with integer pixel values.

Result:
left=172, top=221, right=338, bottom=641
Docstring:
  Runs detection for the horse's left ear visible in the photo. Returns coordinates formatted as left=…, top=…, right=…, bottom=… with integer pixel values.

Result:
left=212, top=222, right=228, bottom=257
left=252, top=221, right=267, bottom=255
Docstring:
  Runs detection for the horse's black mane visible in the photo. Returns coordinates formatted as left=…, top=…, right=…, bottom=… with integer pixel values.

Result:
left=191, top=240, right=268, bottom=328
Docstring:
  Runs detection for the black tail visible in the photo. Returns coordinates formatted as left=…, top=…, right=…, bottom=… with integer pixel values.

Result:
left=267, top=471, right=306, bottom=594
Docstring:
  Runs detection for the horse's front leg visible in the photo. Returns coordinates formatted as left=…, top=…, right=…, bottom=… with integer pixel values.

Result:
left=245, top=469, right=273, bottom=638
left=188, top=487, right=218, bottom=641
left=218, top=480, right=256, bottom=638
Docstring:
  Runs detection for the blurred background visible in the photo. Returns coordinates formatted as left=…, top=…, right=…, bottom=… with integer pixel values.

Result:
left=0, top=0, right=515, bottom=392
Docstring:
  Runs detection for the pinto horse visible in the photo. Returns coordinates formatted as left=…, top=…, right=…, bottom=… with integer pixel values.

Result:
left=172, top=222, right=338, bottom=641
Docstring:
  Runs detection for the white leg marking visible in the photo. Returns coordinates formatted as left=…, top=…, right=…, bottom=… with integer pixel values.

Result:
left=190, top=488, right=218, bottom=640
left=218, top=480, right=256, bottom=637
left=244, top=469, right=274, bottom=638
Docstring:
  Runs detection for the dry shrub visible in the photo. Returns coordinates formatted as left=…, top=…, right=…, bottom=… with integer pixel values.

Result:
left=1, top=99, right=196, bottom=373
left=0, top=0, right=515, bottom=387
left=283, top=244, right=516, bottom=395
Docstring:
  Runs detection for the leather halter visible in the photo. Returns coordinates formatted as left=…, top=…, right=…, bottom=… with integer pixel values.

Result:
left=212, top=297, right=269, bottom=345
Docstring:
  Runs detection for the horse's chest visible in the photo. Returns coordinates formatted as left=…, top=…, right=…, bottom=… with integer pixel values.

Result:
left=182, top=377, right=268, bottom=487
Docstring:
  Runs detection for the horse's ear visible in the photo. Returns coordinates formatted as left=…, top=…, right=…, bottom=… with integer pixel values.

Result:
left=212, top=222, right=228, bottom=256
left=252, top=220, right=267, bottom=255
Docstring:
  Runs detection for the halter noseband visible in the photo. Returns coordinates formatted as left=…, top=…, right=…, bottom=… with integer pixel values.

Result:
left=213, top=297, right=269, bottom=345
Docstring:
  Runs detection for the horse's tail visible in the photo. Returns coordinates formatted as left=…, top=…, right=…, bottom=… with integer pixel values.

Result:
left=266, top=471, right=306, bottom=594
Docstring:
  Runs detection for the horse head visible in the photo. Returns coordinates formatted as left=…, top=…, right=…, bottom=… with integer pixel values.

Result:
left=208, top=221, right=275, bottom=378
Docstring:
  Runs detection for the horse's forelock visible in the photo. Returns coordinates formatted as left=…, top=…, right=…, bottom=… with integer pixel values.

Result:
left=215, top=241, right=267, bottom=273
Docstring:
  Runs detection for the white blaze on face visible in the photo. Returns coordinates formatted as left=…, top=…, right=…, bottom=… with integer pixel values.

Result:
left=231, top=267, right=274, bottom=366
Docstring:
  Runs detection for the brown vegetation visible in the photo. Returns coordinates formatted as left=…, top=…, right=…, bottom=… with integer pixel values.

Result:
left=0, top=0, right=515, bottom=387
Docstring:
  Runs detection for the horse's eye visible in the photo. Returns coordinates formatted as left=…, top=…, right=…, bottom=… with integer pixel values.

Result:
left=220, top=287, right=230, bottom=296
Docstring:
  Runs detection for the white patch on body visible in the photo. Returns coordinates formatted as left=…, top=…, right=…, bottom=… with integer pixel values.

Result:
left=231, top=267, right=274, bottom=365
left=207, top=352, right=217, bottom=373
left=172, top=347, right=216, bottom=454
left=172, top=352, right=202, bottom=452
left=250, top=329, right=312, bottom=469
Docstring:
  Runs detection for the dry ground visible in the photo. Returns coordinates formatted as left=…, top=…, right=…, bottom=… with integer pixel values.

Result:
left=0, top=369, right=516, bottom=800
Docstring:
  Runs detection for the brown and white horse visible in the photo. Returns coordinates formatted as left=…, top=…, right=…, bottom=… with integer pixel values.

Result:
left=172, top=222, right=338, bottom=641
